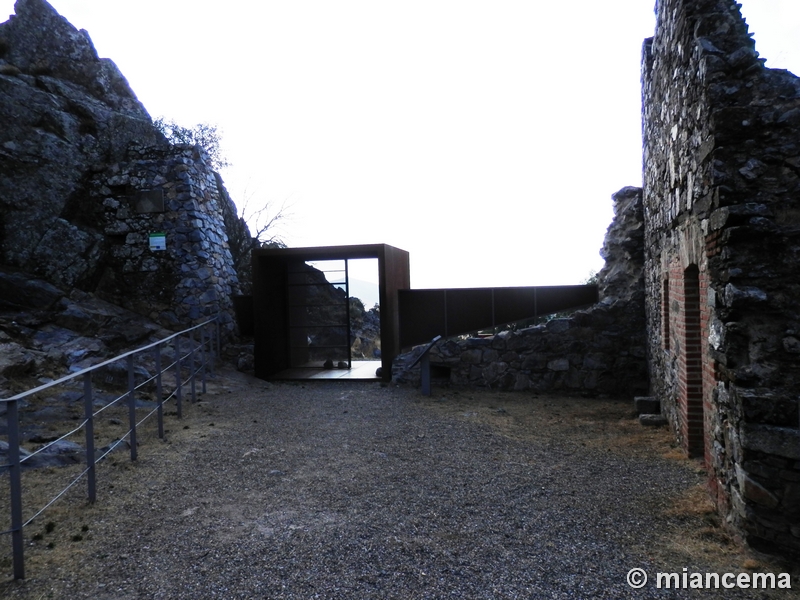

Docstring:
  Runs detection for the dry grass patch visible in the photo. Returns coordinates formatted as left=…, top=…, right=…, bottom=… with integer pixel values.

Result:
left=0, top=383, right=225, bottom=587
left=418, top=388, right=799, bottom=583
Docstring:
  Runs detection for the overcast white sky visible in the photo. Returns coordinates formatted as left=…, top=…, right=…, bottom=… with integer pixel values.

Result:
left=2, top=0, right=799, bottom=290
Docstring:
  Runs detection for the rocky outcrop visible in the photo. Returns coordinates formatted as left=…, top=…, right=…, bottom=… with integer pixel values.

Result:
left=0, top=269, right=171, bottom=382
left=394, top=187, right=648, bottom=398
left=0, top=0, right=247, bottom=332
left=0, top=0, right=147, bottom=116
left=596, top=186, right=644, bottom=306
left=349, top=298, right=381, bottom=360
left=0, top=0, right=166, bottom=279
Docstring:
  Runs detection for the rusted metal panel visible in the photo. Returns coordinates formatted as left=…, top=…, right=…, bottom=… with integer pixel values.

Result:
left=398, top=285, right=599, bottom=349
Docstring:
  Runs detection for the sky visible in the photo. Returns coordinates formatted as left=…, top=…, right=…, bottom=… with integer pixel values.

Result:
left=2, top=0, right=799, bottom=291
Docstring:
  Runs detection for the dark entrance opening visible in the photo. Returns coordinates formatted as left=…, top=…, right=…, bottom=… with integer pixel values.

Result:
left=251, top=244, right=410, bottom=382
left=682, top=264, right=705, bottom=459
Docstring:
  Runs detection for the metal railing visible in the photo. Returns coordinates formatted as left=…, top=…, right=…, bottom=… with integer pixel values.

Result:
left=403, top=335, right=442, bottom=396
left=0, top=317, right=221, bottom=580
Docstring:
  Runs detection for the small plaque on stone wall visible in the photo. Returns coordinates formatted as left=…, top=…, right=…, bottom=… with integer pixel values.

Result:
left=133, top=189, right=165, bottom=213
left=149, top=232, right=167, bottom=251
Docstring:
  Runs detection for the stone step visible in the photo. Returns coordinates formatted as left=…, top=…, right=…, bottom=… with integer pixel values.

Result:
left=634, top=395, right=660, bottom=415
left=639, top=413, right=668, bottom=427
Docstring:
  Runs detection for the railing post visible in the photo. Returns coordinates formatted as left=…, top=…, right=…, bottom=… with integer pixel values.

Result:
left=174, top=336, right=183, bottom=419
left=83, top=373, right=96, bottom=503
left=8, top=399, right=25, bottom=580
left=200, top=328, right=207, bottom=394
left=216, top=319, right=221, bottom=364
left=126, top=355, right=138, bottom=461
left=189, top=328, right=197, bottom=404
left=420, top=353, right=432, bottom=396
left=208, top=322, right=215, bottom=379
left=154, top=344, right=164, bottom=439
left=406, top=335, right=441, bottom=397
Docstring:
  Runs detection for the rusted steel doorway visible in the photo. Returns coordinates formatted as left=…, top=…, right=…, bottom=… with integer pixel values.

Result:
left=251, top=244, right=410, bottom=382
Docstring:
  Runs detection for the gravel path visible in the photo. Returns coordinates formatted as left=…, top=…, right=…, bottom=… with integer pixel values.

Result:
left=1, top=370, right=797, bottom=599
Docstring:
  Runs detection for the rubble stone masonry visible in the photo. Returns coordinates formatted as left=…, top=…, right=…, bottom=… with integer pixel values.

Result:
left=642, top=0, right=800, bottom=556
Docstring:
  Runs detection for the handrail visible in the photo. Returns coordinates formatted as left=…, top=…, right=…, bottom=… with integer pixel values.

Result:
left=0, top=318, right=216, bottom=404
left=1, top=316, right=221, bottom=580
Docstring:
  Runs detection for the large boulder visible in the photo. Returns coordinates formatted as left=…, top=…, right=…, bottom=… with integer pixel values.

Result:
left=0, top=267, right=64, bottom=309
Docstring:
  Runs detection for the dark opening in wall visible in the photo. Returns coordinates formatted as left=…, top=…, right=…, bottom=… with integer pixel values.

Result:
left=430, top=365, right=451, bottom=380
left=682, top=265, right=704, bottom=459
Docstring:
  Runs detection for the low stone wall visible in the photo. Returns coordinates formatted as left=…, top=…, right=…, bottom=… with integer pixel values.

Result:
left=419, top=307, right=647, bottom=397
left=394, top=187, right=648, bottom=399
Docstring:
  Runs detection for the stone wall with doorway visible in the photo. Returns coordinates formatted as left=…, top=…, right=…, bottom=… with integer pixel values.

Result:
left=642, top=0, right=800, bottom=556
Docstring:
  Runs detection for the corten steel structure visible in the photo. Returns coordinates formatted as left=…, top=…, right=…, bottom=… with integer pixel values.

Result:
left=397, top=285, right=599, bottom=349
left=252, top=242, right=600, bottom=383
left=252, top=244, right=410, bottom=381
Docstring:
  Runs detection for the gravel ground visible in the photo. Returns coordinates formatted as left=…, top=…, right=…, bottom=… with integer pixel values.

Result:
left=1, top=369, right=798, bottom=599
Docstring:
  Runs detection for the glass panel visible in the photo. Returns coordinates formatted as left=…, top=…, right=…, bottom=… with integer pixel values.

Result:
left=347, top=259, right=381, bottom=361
left=306, top=260, right=347, bottom=285
left=286, top=259, right=351, bottom=368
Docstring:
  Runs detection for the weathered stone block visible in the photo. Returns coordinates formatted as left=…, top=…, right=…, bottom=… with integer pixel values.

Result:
left=565, top=369, right=583, bottom=389
left=521, top=353, right=547, bottom=371
left=465, top=337, right=492, bottom=348
left=741, top=424, right=800, bottom=460
left=546, top=318, right=572, bottom=333
left=0, top=342, right=36, bottom=377
left=482, top=349, right=499, bottom=363
left=0, top=269, right=63, bottom=310
left=782, top=484, right=800, bottom=517
left=461, top=349, right=483, bottom=365
left=736, top=465, right=780, bottom=509
left=468, top=365, right=483, bottom=381
left=634, top=396, right=660, bottom=415
left=723, top=283, right=768, bottom=308
left=547, top=358, right=569, bottom=372
left=639, top=414, right=668, bottom=427
left=513, top=373, right=531, bottom=391
left=491, top=331, right=510, bottom=350
left=583, top=353, right=609, bottom=370
left=482, top=362, right=508, bottom=383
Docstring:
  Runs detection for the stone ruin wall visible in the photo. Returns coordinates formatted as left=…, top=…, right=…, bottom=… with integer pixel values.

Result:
left=397, top=186, right=649, bottom=400
left=89, top=144, right=242, bottom=331
left=643, top=0, right=800, bottom=556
